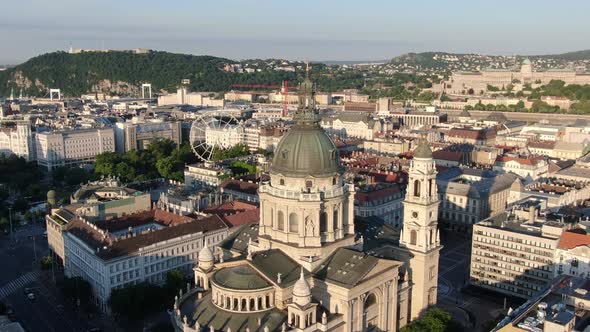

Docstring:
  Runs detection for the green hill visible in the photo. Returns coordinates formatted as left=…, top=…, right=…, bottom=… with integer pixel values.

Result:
left=0, top=51, right=302, bottom=98
left=542, top=49, right=590, bottom=61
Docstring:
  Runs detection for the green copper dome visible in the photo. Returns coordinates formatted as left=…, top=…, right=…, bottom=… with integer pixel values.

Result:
left=212, top=265, right=271, bottom=290
left=270, top=64, right=342, bottom=178
left=271, top=124, right=342, bottom=178
left=413, top=141, right=433, bottom=159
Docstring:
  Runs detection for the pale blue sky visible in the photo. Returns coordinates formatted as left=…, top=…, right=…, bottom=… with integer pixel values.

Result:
left=2, top=0, right=589, bottom=63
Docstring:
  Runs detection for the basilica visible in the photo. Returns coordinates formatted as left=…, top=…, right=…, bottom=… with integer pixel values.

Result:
left=171, top=72, right=442, bottom=332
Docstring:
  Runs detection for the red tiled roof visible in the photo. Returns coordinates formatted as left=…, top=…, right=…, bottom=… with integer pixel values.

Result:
left=355, top=185, right=402, bottom=203
left=528, top=141, right=556, bottom=149
left=496, top=155, right=545, bottom=166
left=221, top=179, right=259, bottom=195
left=94, top=209, right=194, bottom=232
left=432, top=150, right=463, bottom=162
left=203, top=201, right=258, bottom=215
left=558, top=231, right=590, bottom=249
left=448, top=128, right=496, bottom=140
left=220, top=209, right=260, bottom=228
left=66, top=213, right=228, bottom=260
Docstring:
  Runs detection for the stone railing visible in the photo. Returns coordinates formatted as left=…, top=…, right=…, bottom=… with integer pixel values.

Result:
left=259, top=184, right=350, bottom=201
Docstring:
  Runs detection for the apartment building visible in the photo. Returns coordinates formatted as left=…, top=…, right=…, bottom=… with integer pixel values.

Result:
left=321, top=112, right=385, bottom=140
left=205, top=124, right=244, bottom=149
left=437, top=168, right=518, bottom=230
left=115, top=120, right=182, bottom=153
left=62, top=210, right=229, bottom=311
left=35, top=128, right=115, bottom=170
left=493, top=155, right=548, bottom=184
left=0, top=122, right=35, bottom=160
left=157, top=88, right=224, bottom=107
left=494, top=274, right=590, bottom=332
left=184, top=163, right=228, bottom=188
left=354, top=184, right=404, bottom=228
left=513, top=177, right=590, bottom=208
left=470, top=198, right=563, bottom=298
left=46, top=181, right=151, bottom=264
left=555, top=230, right=590, bottom=278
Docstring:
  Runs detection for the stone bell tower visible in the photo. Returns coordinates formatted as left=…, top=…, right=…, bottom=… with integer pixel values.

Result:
left=400, top=140, right=442, bottom=319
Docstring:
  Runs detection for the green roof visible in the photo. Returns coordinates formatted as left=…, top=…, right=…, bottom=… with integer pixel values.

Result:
left=313, top=248, right=378, bottom=288
left=219, top=222, right=259, bottom=254
left=250, top=249, right=307, bottom=287
left=212, top=265, right=271, bottom=290
left=181, top=292, right=286, bottom=331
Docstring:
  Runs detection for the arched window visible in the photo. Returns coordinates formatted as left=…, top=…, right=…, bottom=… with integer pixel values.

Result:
left=365, top=293, right=377, bottom=309
left=429, top=179, right=433, bottom=196
left=410, top=230, right=417, bottom=245
left=241, top=298, right=247, bottom=311
left=333, top=210, right=339, bottom=231
left=289, top=213, right=299, bottom=233
left=249, top=298, right=255, bottom=311
left=320, top=212, right=327, bottom=233
left=332, top=177, right=337, bottom=185
left=305, top=180, right=313, bottom=188
left=414, top=180, right=421, bottom=197
left=279, top=178, right=285, bottom=186
left=277, top=211, right=285, bottom=231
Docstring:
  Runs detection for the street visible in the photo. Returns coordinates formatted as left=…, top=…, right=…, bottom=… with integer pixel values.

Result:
left=0, top=223, right=102, bottom=332
left=437, top=230, right=515, bottom=332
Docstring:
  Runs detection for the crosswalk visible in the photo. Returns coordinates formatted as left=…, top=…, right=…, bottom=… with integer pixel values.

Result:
left=0, top=271, right=41, bottom=299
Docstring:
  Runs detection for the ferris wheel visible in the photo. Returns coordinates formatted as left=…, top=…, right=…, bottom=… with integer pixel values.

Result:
left=189, top=111, right=241, bottom=162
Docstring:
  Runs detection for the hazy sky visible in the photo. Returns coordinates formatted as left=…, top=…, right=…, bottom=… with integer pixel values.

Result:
left=2, top=0, right=589, bottom=64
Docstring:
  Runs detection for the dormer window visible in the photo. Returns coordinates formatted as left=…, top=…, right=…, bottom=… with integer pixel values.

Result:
left=305, top=180, right=313, bottom=188
left=279, top=179, right=285, bottom=186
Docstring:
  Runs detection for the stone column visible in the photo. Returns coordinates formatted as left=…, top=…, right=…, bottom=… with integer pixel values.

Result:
left=358, top=293, right=367, bottom=332
left=346, top=299, right=355, bottom=332
left=327, top=205, right=334, bottom=241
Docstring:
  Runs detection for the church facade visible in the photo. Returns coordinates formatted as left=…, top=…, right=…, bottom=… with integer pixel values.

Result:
left=171, top=71, right=442, bottom=332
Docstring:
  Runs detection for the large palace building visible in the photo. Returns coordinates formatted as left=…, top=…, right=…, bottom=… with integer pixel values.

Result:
left=171, top=70, right=442, bottom=332
left=444, top=59, right=590, bottom=94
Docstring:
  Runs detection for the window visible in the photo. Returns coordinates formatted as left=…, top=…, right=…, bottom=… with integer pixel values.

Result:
left=320, top=212, right=327, bottom=233
left=279, top=178, right=285, bottom=186
left=277, top=211, right=285, bottom=231
left=410, top=230, right=417, bottom=245
left=414, top=180, right=421, bottom=197
left=289, top=213, right=299, bottom=233
left=305, top=180, right=313, bottom=188
left=333, top=210, right=338, bottom=231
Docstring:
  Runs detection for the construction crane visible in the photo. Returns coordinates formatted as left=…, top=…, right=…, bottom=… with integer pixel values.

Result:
left=229, top=80, right=297, bottom=117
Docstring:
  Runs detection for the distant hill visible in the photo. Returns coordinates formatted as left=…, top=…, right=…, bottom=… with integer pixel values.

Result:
left=0, top=51, right=301, bottom=98
left=390, top=50, right=590, bottom=71
left=538, top=49, right=590, bottom=61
